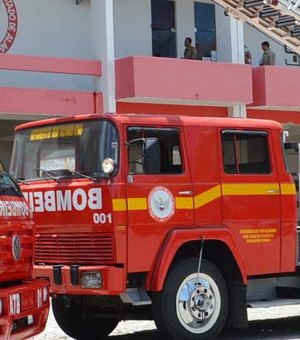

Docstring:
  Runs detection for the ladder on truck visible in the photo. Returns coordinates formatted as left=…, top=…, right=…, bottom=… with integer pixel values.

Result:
left=212, top=0, right=300, bottom=55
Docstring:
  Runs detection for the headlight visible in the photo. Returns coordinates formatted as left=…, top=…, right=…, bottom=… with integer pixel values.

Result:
left=81, top=271, right=102, bottom=289
left=102, top=158, right=115, bottom=175
left=37, top=288, right=42, bottom=308
left=42, top=286, right=48, bottom=303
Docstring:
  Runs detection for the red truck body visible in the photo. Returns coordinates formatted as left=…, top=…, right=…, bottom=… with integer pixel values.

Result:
left=11, top=113, right=297, bottom=340
left=0, top=163, right=49, bottom=339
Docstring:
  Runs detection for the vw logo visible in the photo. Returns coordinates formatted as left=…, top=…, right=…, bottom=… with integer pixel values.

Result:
left=12, top=234, right=21, bottom=261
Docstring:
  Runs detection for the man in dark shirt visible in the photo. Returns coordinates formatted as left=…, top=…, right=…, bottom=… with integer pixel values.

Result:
left=184, top=37, right=198, bottom=60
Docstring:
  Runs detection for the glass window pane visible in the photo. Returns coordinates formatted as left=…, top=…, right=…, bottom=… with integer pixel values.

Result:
left=151, top=0, right=175, bottom=29
left=222, top=131, right=271, bottom=175
left=222, top=133, right=237, bottom=174
left=195, top=2, right=216, bottom=31
left=127, top=127, right=183, bottom=174
left=151, top=0, right=177, bottom=57
left=152, top=30, right=176, bottom=58
left=237, top=134, right=271, bottom=174
left=194, top=2, right=216, bottom=60
left=195, top=31, right=216, bottom=59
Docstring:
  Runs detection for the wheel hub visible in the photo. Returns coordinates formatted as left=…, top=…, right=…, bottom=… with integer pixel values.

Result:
left=190, top=286, right=215, bottom=321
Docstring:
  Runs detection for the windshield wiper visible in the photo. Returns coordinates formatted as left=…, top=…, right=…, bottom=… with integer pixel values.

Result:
left=35, top=168, right=61, bottom=183
left=71, top=171, right=109, bottom=181
left=15, top=178, right=30, bottom=185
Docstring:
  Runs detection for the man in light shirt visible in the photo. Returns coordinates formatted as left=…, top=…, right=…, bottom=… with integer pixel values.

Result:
left=260, top=41, right=276, bottom=66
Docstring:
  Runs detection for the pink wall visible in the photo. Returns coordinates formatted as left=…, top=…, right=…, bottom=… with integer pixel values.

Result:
left=0, top=54, right=103, bottom=115
left=0, top=54, right=101, bottom=76
left=0, top=88, right=103, bottom=116
left=252, top=66, right=300, bottom=109
left=116, top=56, right=253, bottom=106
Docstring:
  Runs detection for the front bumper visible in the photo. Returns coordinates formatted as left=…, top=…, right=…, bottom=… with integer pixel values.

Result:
left=34, top=264, right=125, bottom=295
left=0, top=279, right=49, bottom=340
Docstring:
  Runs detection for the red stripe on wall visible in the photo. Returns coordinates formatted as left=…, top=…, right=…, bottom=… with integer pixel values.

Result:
left=117, top=102, right=228, bottom=117
left=0, top=54, right=102, bottom=76
left=0, top=87, right=103, bottom=116
left=248, top=109, right=300, bottom=124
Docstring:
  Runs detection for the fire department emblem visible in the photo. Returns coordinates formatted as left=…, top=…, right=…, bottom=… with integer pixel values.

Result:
left=0, top=0, right=18, bottom=53
left=12, top=233, right=21, bottom=261
left=148, top=186, right=175, bottom=222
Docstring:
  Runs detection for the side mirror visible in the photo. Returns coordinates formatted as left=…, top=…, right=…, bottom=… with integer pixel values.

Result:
left=144, top=138, right=160, bottom=174
left=128, top=138, right=160, bottom=174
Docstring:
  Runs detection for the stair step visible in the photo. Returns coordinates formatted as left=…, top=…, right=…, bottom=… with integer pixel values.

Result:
left=248, top=298, right=300, bottom=308
left=120, top=288, right=152, bottom=306
left=212, top=0, right=300, bottom=55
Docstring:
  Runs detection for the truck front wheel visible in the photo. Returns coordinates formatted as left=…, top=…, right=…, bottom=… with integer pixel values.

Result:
left=52, top=296, right=118, bottom=340
left=152, top=258, right=228, bottom=340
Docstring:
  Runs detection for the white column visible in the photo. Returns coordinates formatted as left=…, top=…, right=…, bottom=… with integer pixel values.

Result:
left=91, top=0, right=116, bottom=113
left=229, top=18, right=244, bottom=64
left=228, top=105, right=247, bottom=118
left=176, top=0, right=195, bottom=59
left=216, top=6, right=244, bottom=64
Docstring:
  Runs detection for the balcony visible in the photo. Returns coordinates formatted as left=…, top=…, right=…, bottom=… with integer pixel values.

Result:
left=115, top=56, right=253, bottom=108
left=251, top=66, right=300, bottom=110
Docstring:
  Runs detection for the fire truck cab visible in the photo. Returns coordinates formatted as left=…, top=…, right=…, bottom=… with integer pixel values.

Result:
left=10, top=114, right=298, bottom=340
left=0, top=160, right=49, bottom=339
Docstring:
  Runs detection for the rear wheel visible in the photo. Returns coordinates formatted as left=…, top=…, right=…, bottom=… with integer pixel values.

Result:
left=152, top=258, right=228, bottom=340
left=52, top=296, right=119, bottom=340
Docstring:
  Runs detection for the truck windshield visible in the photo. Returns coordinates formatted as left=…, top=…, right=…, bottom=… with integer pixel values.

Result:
left=0, top=161, right=22, bottom=196
left=10, top=119, right=118, bottom=181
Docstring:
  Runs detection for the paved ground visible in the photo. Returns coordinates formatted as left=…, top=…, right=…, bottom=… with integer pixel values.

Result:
left=33, top=303, right=300, bottom=339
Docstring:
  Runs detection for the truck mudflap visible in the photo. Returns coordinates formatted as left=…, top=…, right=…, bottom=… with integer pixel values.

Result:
left=0, top=278, right=49, bottom=340
left=33, top=264, right=125, bottom=295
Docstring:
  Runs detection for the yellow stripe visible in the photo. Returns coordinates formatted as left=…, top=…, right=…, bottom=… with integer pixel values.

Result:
left=281, top=183, right=296, bottom=195
left=128, top=198, right=147, bottom=210
left=222, top=183, right=280, bottom=195
left=113, top=182, right=295, bottom=212
left=176, top=197, right=194, bottom=209
left=194, top=185, right=221, bottom=209
left=112, top=199, right=127, bottom=211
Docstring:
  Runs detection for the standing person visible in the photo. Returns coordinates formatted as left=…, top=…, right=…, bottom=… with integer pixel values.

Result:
left=244, top=50, right=252, bottom=65
left=183, top=37, right=198, bottom=60
left=260, top=41, right=276, bottom=66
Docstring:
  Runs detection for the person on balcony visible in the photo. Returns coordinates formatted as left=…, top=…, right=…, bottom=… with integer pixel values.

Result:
left=244, top=50, right=252, bottom=65
left=183, top=37, right=198, bottom=60
left=259, top=41, right=276, bottom=66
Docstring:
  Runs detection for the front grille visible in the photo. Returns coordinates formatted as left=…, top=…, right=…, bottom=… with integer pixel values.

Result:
left=34, top=233, right=115, bottom=265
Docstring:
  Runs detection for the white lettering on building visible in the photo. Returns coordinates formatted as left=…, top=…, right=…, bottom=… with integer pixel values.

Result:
left=23, top=188, right=103, bottom=212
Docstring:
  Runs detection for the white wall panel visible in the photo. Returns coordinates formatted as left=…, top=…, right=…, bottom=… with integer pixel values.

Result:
left=114, top=0, right=152, bottom=58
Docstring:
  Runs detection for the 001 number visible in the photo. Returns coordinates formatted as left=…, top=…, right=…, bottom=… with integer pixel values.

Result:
left=93, top=212, right=112, bottom=224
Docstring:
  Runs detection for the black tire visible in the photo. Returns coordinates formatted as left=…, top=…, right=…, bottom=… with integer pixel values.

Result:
left=152, top=258, right=228, bottom=340
left=52, top=296, right=119, bottom=340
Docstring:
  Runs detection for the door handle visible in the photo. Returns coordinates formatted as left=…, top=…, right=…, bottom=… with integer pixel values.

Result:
left=178, top=191, right=193, bottom=195
left=267, top=189, right=279, bottom=194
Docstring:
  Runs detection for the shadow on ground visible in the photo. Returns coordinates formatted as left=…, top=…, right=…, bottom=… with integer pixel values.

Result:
left=109, top=316, right=300, bottom=339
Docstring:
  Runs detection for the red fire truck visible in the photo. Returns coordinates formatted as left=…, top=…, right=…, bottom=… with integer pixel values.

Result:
left=10, top=113, right=298, bottom=340
left=0, top=161, right=49, bottom=339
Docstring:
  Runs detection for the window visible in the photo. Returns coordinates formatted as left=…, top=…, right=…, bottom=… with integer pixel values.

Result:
left=0, top=161, right=21, bottom=197
left=151, top=0, right=177, bottom=58
left=194, top=2, right=216, bottom=60
left=11, top=120, right=119, bottom=181
left=127, top=127, right=182, bottom=174
left=222, top=131, right=271, bottom=174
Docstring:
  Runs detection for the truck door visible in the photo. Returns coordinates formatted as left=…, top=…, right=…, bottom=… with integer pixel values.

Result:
left=220, top=129, right=281, bottom=275
left=125, top=126, right=194, bottom=273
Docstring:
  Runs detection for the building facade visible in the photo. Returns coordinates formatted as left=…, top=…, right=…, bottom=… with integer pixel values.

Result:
left=1, top=0, right=300, bottom=167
